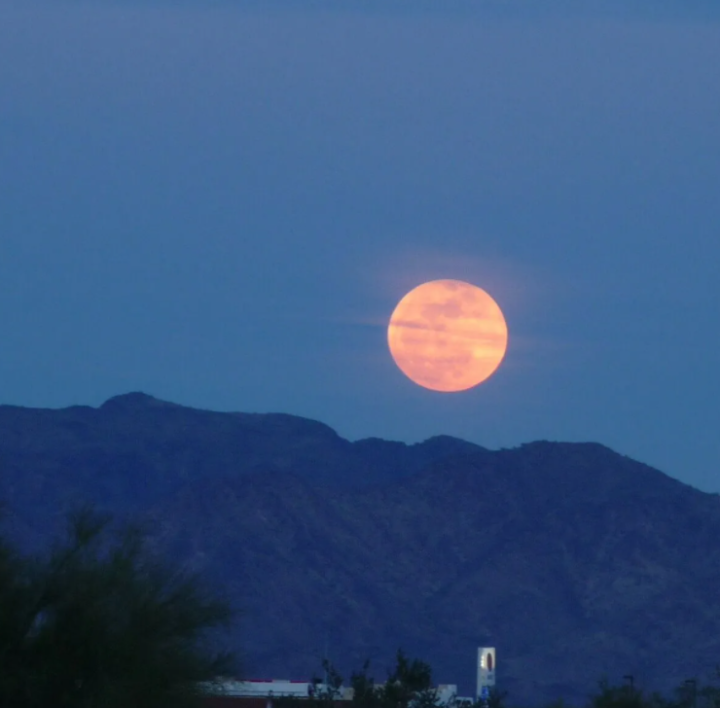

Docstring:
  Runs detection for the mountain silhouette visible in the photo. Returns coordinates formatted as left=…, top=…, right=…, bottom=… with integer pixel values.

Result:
left=2, top=392, right=719, bottom=704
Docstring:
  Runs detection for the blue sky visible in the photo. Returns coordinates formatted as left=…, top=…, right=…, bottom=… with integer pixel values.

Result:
left=1, top=0, right=719, bottom=491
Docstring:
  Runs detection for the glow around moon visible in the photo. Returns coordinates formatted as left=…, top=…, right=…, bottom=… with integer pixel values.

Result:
left=387, top=280, right=508, bottom=392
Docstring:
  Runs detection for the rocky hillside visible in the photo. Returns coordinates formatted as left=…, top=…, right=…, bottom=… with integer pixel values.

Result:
left=2, top=393, right=719, bottom=704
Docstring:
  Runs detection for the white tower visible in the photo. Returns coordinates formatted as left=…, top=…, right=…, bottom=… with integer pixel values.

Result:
left=476, top=647, right=496, bottom=701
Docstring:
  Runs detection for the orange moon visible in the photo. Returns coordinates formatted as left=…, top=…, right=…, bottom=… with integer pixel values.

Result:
left=387, top=279, right=508, bottom=392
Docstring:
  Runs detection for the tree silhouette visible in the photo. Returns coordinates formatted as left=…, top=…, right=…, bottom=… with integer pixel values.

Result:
left=346, top=651, right=440, bottom=708
left=0, top=507, right=236, bottom=708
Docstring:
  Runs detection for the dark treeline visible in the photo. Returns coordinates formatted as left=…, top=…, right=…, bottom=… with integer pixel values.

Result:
left=277, top=653, right=720, bottom=708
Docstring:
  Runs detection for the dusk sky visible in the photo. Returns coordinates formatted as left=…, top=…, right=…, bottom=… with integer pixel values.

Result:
left=1, top=1, right=719, bottom=492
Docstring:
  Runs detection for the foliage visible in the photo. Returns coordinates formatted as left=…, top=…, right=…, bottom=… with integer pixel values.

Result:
left=688, top=669, right=720, bottom=708
left=452, top=687, right=507, bottom=708
left=276, top=651, right=442, bottom=708
left=348, top=650, right=443, bottom=708
left=588, top=678, right=653, bottom=708
left=349, top=650, right=440, bottom=708
left=484, top=687, right=510, bottom=708
left=349, top=660, right=381, bottom=708
left=0, top=507, right=237, bottom=708
left=307, top=659, right=346, bottom=708
left=585, top=677, right=707, bottom=708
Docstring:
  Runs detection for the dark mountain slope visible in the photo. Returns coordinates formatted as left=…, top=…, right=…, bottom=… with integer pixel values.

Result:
left=1, top=394, right=719, bottom=704
left=144, top=443, right=720, bottom=704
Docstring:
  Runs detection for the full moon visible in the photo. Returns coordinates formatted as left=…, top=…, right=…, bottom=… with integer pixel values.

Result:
left=387, top=279, right=508, bottom=392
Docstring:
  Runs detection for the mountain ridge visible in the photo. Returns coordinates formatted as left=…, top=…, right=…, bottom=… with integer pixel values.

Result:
left=1, top=393, right=718, bottom=704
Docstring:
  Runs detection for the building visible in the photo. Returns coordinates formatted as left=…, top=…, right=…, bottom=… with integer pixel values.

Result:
left=476, top=647, right=496, bottom=702
left=203, top=647, right=495, bottom=707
